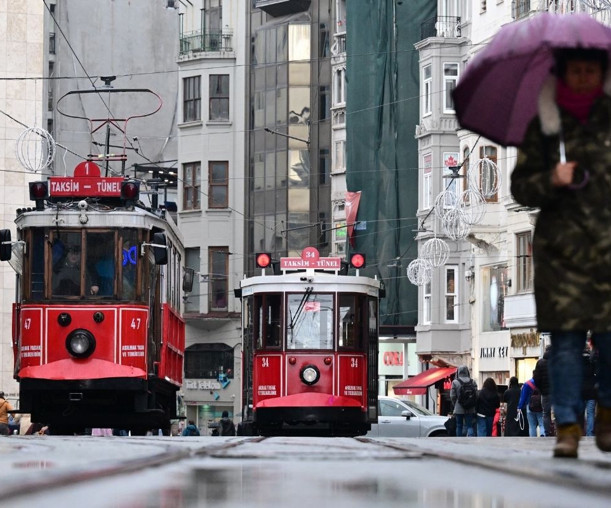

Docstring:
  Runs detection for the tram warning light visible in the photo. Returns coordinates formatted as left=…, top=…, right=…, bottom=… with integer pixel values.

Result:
left=256, top=252, right=272, bottom=268
left=120, top=180, right=140, bottom=204
left=29, top=181, right=49, bottom=211
left=350, top=253, right=366, bottom=269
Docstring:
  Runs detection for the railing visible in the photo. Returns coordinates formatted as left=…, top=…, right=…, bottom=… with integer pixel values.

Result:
left=420, top=16, right=461, bottom=40
left=179, top=30, right=233, bottom=55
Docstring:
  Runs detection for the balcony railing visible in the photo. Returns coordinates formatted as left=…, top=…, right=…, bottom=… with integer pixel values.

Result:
left=179, top=30, right=233, bottom=55
left=420, top=16, right=461, bottom=40
left=512, top=0, right=530, bottom=20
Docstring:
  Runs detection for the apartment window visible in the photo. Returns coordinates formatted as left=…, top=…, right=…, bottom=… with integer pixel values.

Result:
left=423, top=280, right=432, bottom=324
left=209, top=247, right=228, bottom=311
left=423, top=65, right=432, bottom=116
left=422, top=153, right=432, bottom=209
left=334, top=140, right=346, bottom=172
left=333, top=67, right=346, bottom=107
left=445, top=266, right=458, bottom=323
left=183, top=76, right=201, bottom=122
left=209, top=74, right=229, bottom=121
left=49, top=32, right=56, bottom=54
left=443, top=63, right=459, bottom=113
left=184, top=343, right=233, bottom=379
left=478, top=146, right=498, bottom=202
left=208, top=161, right=228, bottom=208
left=183, top=162, right=201, bottom=210
left=516, top=232, right=533, bottom=292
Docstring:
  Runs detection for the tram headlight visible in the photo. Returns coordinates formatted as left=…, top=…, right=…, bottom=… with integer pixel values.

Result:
left=300, top=365, right=320, bottom=386
left=65, top=329, right=96, bottom=359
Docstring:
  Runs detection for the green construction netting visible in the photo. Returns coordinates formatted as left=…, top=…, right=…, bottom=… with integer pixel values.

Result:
left=346, top=0, right=436, bottom=327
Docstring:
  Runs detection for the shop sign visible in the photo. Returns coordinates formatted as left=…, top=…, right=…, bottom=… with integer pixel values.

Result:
left=379, top=342, right=404, bottom=376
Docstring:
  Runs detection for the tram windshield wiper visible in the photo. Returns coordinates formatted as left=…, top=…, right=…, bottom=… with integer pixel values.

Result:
left=288, top=287, right=313, bottom=332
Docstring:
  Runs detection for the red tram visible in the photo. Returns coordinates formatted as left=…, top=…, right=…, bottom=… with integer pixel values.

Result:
left=237, top=248, right=380, bottom=436
left=0, top=88, right=190, bottom=434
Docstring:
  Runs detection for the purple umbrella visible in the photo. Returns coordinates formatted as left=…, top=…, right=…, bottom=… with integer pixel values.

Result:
left=453, top=12, right=611, bottom=147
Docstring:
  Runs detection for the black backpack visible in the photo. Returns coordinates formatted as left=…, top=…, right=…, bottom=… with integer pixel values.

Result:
left=457, top=379, right=477, bottom=410
left=528, top=389, right=543, bottom=413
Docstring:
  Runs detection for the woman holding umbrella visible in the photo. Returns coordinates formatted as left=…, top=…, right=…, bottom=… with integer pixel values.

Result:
left=510, top=46, right=611, bottom=459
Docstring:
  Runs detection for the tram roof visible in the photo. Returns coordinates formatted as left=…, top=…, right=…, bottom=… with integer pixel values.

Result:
left=240, top=270, right=380, bottom=296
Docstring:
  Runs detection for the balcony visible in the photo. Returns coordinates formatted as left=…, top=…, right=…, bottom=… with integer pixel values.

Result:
left=255, top=0, right=311, bottom=17
left=179, top=30, right=233, bottom=56
left=420, top=16, right=461, bottom=40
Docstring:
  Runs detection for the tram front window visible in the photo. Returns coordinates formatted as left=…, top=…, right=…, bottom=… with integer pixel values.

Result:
left=52, top=233, right=86, bottom=296
left=287, top=293, right=333, bottom=350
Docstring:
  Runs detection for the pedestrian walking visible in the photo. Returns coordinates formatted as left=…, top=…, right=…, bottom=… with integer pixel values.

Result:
left=0, top=392, right=14, bottom=436
left=511, top=46, right=611, bottom=458
left=218, top=411, right=236, bottom=436
left=583, top=342, right=598, bottom=437
left=518, top=377, right=545, bottom=437
left=450, top=366, right=477, bottom=437
left=476, top=378, right=500, bottom=437
left=182, top=420, right=200, bottom=436
left=533, top=346, right=554, bottom=436
left=503, top=377, right=521, bottom=437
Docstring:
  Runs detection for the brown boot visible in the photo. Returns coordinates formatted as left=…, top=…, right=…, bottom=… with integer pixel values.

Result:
left=595, top=407, right=611, bottom=452
left=553, top=423, right=581, bottom=458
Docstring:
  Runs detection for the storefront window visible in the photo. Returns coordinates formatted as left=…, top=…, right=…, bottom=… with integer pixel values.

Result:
left=482, top=265, right=509, bottom=331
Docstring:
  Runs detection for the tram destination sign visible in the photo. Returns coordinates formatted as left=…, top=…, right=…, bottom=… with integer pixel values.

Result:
left=280, top=246, right=342, bottom=270
left=49, top=177, right=125, bottom=197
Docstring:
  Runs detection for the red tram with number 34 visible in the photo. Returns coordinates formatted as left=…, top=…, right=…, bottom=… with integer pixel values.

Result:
left=237, top=247, right=381, bottom=436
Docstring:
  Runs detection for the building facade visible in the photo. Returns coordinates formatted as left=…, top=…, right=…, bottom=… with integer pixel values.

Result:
left=176, top=0, right=246, bottom=431
left=0, top=0, right=45, bottom=404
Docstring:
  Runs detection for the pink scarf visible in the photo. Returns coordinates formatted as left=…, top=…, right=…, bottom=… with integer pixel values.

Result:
left=556, top=79, right=603, bottom=124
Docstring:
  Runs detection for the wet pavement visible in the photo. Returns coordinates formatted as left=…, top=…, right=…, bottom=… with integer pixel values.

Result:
left=2, top=435, right=611, bottom=507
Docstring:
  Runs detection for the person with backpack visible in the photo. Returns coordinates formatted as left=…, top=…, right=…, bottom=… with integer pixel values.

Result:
left=518, top=377, right=545, bottom=437
left=450, top=365, right=478, bottom=437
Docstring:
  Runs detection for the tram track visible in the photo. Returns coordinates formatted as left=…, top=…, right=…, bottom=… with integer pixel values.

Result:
left=0, top=437, right=261, bottom=501
left=359, top=436, right=611, bottom=497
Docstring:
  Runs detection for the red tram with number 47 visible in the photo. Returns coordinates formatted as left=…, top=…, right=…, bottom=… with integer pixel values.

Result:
left=236, top=247, right=381, bottom=436
left=0, top=87, right=191, bottom=434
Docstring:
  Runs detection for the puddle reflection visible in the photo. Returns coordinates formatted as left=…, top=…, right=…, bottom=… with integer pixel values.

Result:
left=142, top=466, right=537, bottom=508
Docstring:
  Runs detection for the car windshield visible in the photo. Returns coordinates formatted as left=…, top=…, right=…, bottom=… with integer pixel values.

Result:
left=402, top=400, right=434, bottom=416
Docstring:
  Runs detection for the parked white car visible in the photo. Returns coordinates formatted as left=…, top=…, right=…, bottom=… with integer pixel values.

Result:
left=366, top=396, right=449, bottom=437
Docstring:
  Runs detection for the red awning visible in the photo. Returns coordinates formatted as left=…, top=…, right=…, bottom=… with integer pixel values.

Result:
left=392, top=367, right=456, bottom=396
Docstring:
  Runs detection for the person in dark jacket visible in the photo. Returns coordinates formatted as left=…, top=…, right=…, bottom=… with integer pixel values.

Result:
left=510, top=47, right=611, bottom=458
left=533, top=346, right=553, bottom=436
left=450, top=365, right=477, bottom=437
left=503, top=377, right=521, bottom=437
left=218, top=411, right=236, bottom=436
left=476, top=378, right=501, bottom=436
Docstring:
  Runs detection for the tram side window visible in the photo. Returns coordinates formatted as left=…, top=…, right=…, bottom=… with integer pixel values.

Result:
left=255, top=294, right=282, bottom=349
left=87, top=232, right=116, bottom=296
left=121, top=231, right=139, bottom=300
left=339, top=294, right=363, bottom=349
left=287, top=293, right=334, bottom=350
left=30, top=230, right=46, bottom=301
